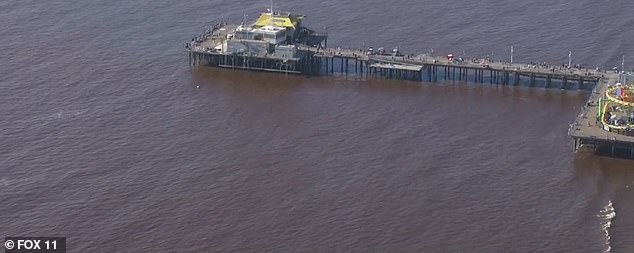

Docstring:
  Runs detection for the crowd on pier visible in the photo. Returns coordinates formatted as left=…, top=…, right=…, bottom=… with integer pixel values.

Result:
left=185, top=22, right=225, bottom=50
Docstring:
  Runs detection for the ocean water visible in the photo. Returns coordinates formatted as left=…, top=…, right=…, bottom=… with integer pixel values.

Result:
left=1, top=0, right=633, bottom=252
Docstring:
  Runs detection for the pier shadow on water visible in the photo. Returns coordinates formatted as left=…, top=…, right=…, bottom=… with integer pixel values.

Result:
left=593, top=146, right=634, bottom=160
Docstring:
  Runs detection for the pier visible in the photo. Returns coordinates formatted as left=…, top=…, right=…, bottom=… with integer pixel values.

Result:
left=189, top=44, right=604, bottom=89
left=186, top=13, right=633, bottom=159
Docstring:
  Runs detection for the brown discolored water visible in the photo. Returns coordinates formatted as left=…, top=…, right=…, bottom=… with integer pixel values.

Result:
left=1, top=0, right=634, bottom=252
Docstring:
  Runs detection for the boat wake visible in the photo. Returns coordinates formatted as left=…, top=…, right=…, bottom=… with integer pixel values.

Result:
left=598, top=201, right=616, bottom=253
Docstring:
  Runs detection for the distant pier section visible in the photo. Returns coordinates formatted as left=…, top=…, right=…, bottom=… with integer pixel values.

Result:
left=569, top=72, right=634, bottom=158
left=186, top=9, right=634, bottom=159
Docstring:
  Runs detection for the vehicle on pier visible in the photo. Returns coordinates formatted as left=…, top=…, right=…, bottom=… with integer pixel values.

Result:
left=367, top=47, right=403, bottom=57
left=391, top=47, right=403, bottom=57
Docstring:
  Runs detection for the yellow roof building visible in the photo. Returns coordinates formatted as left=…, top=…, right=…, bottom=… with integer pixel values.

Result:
left=253, top=12, right=304, bottom=29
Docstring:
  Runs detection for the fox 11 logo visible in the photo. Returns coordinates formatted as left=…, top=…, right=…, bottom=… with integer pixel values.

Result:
left=4, top=237, right=66, bottom=253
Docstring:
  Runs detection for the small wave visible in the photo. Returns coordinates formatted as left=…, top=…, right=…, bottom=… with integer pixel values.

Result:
left=49, top=109, right=90, bottom=119
left=0, top=177, right=9, bottom=187
left=598, top=200, right=616, bottom=253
